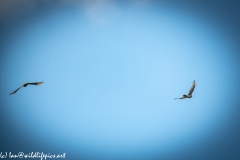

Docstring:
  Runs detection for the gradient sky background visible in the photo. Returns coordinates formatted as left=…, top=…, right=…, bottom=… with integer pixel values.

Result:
left=0, top=0, right=240, bottom=160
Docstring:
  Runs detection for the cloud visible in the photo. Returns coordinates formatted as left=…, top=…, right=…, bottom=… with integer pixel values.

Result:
left=81, top=0, right=121, bottom=27
left=0, top=0, right=155, bottom=28
left=0, top=0, right=121, bottom=27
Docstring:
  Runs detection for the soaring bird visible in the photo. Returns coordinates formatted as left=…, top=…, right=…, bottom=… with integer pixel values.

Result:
left=9, top=82, right=44, bottom=95
left=174, top=80, right=196, bottom=100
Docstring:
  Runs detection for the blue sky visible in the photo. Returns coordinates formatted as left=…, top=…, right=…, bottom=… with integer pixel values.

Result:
left=0, top=1, right=240, bottom=160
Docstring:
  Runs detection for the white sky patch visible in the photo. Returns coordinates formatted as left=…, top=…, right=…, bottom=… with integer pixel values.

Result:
left=82, top=0, right=121, bottom=27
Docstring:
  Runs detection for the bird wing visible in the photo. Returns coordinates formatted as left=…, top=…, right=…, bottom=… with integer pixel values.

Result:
left=188, top=80, right=196, bottom=95
left=174, top=97, right=184, bottom=100
left=28, top=82, right=44, bottom=85
left=9, top=86, right=23, bottom=95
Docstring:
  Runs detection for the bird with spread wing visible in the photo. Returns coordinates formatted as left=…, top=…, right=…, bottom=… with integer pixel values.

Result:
left=9, top=82, right=44, bottom=95
left=174, top=80, right=196, bottom=100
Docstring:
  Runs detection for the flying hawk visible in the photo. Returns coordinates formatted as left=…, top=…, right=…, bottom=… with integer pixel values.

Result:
left=9, top=82, right=44, bottom=95
left=174, top=80, right=196, bottom=100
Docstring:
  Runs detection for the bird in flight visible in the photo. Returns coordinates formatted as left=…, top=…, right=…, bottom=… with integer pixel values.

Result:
left=174, top=80, right=196, bottom=100
left=9, top=82, right=44, bottom=95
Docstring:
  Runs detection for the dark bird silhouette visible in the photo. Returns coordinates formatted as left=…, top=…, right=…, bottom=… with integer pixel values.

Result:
left=174, top=80, right=196, bottom=100
left=9, top=82, right=44, bottom=95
